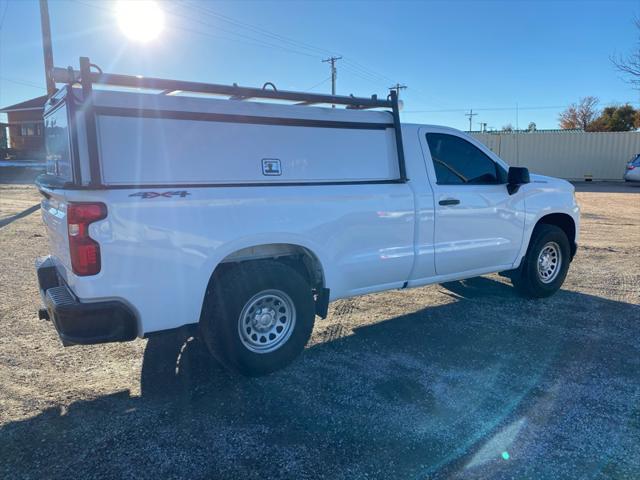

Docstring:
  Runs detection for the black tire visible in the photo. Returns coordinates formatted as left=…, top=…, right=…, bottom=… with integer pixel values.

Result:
left=200, top=260, right=316, bottom=376
left=511, top=224, right=571, bottom=298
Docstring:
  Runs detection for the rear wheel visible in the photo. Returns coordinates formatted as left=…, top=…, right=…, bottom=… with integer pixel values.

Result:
left=512, top=224, right=571, bottom=298
left=200, top=261, right=316, bottom=376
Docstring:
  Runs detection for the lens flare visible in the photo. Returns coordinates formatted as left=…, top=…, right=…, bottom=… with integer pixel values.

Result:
left=116, top=0, right=165, bottom=42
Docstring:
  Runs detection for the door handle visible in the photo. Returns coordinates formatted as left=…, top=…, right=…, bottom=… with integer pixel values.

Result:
left=439, top=198, right=460, bottom=206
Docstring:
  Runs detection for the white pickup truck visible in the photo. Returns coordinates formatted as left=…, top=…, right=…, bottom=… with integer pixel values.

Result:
left=36, top=58, right=579, bottom=376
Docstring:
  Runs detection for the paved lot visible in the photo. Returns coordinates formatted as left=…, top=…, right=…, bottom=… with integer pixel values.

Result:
left=0, top=182, right=638, bottom=479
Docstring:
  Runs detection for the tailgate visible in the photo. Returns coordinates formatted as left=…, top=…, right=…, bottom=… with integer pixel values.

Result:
left=40, top=190, right=72, bottom=278
left=40, top=93, right=75, bottom=278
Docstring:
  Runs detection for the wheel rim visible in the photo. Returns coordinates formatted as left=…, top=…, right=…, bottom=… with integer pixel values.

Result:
left=536, top=241, right=562, bottom=284
left=238, top=289, right=296, bottom=354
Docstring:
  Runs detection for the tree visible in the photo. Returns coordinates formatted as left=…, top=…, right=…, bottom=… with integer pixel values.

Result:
left=590, top=104, right=638, bottom=131
left=527, top=122, right=537, bottom=132
left=559, top=96, right=599, bottom=130
left=502, top=123, right=514, bottom=132
left=610, top=18, right=640, bottom=90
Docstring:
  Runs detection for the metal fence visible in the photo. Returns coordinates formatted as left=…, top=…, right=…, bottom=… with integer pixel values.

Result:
left=471, top=130, right=640, bottom=180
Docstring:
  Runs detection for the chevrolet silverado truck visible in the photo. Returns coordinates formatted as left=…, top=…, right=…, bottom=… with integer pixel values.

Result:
left=35, top=58, right=580, bottom=376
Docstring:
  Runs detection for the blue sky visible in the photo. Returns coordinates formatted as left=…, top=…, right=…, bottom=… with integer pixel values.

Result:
left=0, top=0, right=638, bottom=130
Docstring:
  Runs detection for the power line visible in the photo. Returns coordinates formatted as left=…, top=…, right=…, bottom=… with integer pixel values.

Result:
left=175, top=1, right=333, bottom=61
left=74, top=0, right=339, bottom=96
left=183, top=0, right=333, bottom=57
left=76, top=0, right=566, bottom=113
left=72, top=0, right=440, bottom=106
left=337, top=63, right=388, bottom=88
left=0, top=0, right=9, bottom=30
left=304, top=76, right=331, bottom=92
left=0, top=77, right=46, bottom=90
left=169, top=8, right=397, bottom=100
left=186, top=1, right=401, bottom=89
left=70, top=0, right=318, bottom=61
left=177, top=0, right=420, bottom=99
left=343, top=58, right=396, bottom=85
left=176, top=13, right=321, bottom=58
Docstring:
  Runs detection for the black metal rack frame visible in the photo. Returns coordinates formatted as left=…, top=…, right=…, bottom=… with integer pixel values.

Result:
left=42, top=56, right=407, bottom=189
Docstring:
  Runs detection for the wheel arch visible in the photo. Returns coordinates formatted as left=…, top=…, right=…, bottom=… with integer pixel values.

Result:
left=214, top=242, right=326, bottom=290
left=535, top=212, right=577, bottom=258
left=512, top=210, right=578, bottom=272
left=198, top=240, right=330, bottom=324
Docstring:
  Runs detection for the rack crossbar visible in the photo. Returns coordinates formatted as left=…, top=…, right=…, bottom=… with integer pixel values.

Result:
left=52, top=66, right=392, bottom=109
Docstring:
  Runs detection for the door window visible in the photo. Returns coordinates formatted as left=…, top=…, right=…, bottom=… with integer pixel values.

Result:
left=426, top=133, right=505, bottom=185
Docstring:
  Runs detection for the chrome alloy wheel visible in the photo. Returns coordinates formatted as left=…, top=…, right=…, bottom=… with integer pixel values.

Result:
left=537, top=241, right=562, bottom=284
left=238, top=289, right=296, bottom=353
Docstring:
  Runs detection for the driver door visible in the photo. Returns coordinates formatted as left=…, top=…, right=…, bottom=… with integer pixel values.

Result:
left=421, top=129, right=525, bottom=276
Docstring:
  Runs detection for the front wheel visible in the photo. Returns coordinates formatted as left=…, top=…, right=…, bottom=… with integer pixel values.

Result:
left=511, top=224, right=571, bottom=298
left=200, top=261, right=316, bottom=376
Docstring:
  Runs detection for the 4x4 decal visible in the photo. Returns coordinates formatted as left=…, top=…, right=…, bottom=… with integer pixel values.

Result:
left=129, top=191, right=191, bottom=199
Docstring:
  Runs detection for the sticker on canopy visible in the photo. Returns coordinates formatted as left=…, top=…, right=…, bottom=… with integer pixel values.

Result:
left=262, top=158, right=282, bottom=176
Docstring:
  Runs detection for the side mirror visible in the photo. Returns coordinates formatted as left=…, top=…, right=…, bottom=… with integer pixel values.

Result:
left=507, top=166, right=530, bottom=194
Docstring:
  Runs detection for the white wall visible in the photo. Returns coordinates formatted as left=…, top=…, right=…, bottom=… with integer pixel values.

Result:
left=472, top=131, right=640, bottom=180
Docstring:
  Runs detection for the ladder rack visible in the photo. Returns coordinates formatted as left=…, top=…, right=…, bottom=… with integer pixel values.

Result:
left=52, top=57, right=395, bottom=110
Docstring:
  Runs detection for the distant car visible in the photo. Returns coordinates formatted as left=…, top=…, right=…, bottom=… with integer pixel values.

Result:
left=624, top=154, right=640, bottom=182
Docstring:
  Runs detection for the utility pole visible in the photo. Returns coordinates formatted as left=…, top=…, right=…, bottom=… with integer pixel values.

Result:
left=322, top=56, right=342, bottom=96
left=465, top=109, right=477, bottom=132
left=39, top=0, right=56, bottom=96
left=388, top=83, right=407, bottom=99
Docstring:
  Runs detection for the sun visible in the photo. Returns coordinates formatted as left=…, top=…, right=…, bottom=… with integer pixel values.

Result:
left=115, top=0, right=165, bottom=42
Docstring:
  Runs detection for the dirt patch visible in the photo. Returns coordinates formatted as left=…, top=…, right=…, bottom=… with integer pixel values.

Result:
left=0, top=183, right=638, bottom=479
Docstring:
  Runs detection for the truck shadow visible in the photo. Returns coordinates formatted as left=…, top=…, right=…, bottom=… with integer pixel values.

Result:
left=2, top=278, right=639, bottom=479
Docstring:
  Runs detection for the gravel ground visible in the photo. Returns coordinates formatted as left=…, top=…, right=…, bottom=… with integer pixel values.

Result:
left=0, top=182, right=639, bottom=479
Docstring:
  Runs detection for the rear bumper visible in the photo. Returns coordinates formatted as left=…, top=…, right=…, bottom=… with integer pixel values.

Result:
left=36, top=256, right=137, bottom=346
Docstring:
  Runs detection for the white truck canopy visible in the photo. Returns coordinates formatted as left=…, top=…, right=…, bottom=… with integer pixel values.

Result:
left=93, top=90, right=399, bottom=186
left=40, top=57, right=407, bottom=190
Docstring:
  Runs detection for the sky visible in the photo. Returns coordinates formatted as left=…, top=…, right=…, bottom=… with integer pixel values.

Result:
left=0, top=0, right=638, bottom=131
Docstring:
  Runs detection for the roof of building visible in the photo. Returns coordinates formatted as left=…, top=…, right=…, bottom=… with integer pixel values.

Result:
left=0, top=95, right=48, bottom=113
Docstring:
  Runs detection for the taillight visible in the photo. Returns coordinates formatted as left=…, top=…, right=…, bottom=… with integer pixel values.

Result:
left=67, top=202, right=107, bottom=276
left=628, top=165, right=636, bottom=170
